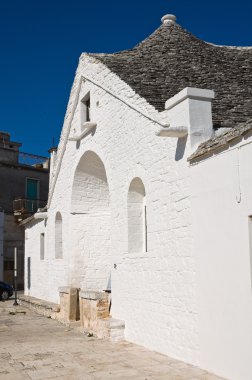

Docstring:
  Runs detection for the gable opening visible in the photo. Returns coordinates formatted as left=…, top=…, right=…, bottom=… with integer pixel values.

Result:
left=81, top=92, right=91, bottom=127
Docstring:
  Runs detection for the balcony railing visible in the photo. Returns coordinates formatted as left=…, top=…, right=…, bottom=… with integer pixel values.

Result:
left=13, top=198, right=47, bottom=217
left=18, top=152, right=49, bottom=168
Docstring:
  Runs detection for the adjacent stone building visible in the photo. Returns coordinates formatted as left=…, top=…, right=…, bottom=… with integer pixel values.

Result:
left=0, top=132, right=49, bottom=288
left=23, top=15, right=252, bottom=380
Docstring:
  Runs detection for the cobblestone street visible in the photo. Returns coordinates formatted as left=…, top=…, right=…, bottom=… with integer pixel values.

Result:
left=0, top=299, right=224, bottom=380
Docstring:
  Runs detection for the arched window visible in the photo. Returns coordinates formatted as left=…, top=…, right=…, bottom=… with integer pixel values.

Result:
left=55, top=212, right=63, bottom=259
left=128, top=178, right=147, bottom=253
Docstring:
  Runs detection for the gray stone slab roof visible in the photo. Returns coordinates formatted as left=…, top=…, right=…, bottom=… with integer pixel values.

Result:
left=89, top=22, right=252, bottom=129
left=188, top=119, right=252, bottom=162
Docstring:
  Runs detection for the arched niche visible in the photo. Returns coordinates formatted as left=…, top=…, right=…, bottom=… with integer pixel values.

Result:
left=70, top=151, right=111, bottom=290
left=128, top=177, right=147, bottom=254
left=71, top=151, right=109, bottom=214
left=55, top=212, right=63, bottom=259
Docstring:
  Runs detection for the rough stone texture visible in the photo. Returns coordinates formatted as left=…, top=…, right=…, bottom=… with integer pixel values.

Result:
left=91, top=22, right=252, bottom=129
left=0, top=299, right=224, bottom=380
left=189, top=118, right=252, bottom=161
left=78, top=290, right=124, bottom=342
left=18, top=294, right=60, bottom=318
left=79, top=290, right=110, bottom=338
left=58, top=287, right=79, bottom=322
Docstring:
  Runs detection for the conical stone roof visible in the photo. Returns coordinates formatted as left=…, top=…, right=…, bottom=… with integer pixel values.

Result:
left=90, top=20, right=252, bottom=128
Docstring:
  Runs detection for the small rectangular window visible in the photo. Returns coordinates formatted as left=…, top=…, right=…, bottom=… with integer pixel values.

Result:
left=40, top=233, right=45, bottom=260
left=26, top=178, right=39, bottom=212
left=85, top=97, right=90, bottom=122
left=81, top=93, right=90, bottom=125
left=26, top=178, right=39, bottom=199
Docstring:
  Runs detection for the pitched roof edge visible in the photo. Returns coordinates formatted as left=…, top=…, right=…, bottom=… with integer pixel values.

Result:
left=205, top=42, right=252, bottom=50
left=188, top=119, right=252, bottom=162
left=47, top=54, right=167, bottom=209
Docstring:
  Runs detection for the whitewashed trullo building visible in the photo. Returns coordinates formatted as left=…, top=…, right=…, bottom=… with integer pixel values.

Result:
left=23, top=14, right=252, bottom=380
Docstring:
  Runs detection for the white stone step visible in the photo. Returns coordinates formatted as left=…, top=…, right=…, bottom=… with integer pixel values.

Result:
left=107, top=318, right=125, bottom=342
left=109, top=318, right=125, bottom=329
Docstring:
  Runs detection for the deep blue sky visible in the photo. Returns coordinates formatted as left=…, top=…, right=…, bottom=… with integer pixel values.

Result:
left=0, top=0, right=251, bottom=156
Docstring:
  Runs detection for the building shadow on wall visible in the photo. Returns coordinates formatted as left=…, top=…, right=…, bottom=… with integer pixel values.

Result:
left=175, top=136, right=188, bottom=161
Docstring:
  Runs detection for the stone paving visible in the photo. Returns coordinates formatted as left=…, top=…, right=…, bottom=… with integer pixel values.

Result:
left=0, top=299, right=224, bottom=380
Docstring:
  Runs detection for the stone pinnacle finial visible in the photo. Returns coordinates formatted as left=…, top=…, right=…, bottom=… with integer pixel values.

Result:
left=161, top=14, right=177, bottom=24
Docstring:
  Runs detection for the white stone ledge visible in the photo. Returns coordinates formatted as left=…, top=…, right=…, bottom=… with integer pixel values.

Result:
left=109, top=318, right=125, bottom=329
left=58, top=286, right=79, bottom=295
left=18, top=295, right=60, bottom=313
left=157, top=126, right=188, bottom=137
left=79, top=290, right=107, bottom=300
left=165, top=87, right=215, bottom=110
left=68, top=121, right=97, bottom=141
left=34, top=212, right=48, bottom=220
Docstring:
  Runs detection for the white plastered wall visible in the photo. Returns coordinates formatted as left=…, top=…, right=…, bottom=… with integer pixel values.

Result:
left=25, top=55, right=199, bottom=365
left=190, top=135, right=252, bottom=380
left=25, top=219, right=47, bottom=299
left=70, top=150, right=111, bottom=290
left=128, top=177, right=146, bottom=254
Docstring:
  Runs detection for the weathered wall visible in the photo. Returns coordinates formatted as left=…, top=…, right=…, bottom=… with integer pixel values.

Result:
left=0, top=161, right=49, bottom=289
left=0, top=147, right=18, bottom=164
left=0, top=164, right=49, bottom=213
left=3, top=214, right=24, bottom=287
left=25, top=56, right=198, bottom=365
left=190, top=135, right=252, bottom=380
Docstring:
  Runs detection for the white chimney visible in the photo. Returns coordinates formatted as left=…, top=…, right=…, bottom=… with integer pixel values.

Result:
left=160, top=87, right=215, bottom=150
